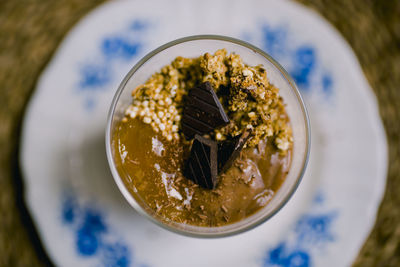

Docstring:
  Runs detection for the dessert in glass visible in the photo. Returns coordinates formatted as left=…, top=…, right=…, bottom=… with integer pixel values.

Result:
left=106, top=35, right=310, bottom=237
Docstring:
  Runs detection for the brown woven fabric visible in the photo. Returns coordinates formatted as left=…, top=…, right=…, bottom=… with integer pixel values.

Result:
left=0, top=0, right=399, bottom=266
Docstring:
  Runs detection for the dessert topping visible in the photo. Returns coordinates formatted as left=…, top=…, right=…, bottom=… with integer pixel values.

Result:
left=181, top=82, right=229, bottom=139
left=183, top=134, right=219, bottom=189
left=218, top=129, right=252, bottom=173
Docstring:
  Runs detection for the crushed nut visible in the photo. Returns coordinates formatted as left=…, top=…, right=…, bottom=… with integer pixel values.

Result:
left=124, top=49, right=292, bottom=152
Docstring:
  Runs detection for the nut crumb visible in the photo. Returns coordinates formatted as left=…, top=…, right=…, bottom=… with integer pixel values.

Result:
left=221, top=205, right=228, bottom=213
left=198, top=214, right=208, bottom=221
left=123, top=49, right=292, bottom=152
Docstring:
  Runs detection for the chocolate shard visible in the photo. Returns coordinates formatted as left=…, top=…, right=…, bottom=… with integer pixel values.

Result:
left=218, top=130, right=252, bottom=173
left=181, top=82, right=229, bottom=139
left=184, top=134, right=218, bottom=189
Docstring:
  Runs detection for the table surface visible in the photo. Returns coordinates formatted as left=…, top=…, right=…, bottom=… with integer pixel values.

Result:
left=0, top=0, right=399, bottom=266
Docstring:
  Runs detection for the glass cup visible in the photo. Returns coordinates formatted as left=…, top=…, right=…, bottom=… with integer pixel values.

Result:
left=106, top=35, right=310, bottom=238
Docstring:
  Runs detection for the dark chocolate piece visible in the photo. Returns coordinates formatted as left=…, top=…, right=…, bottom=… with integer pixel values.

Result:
left=218, top=130, right=252, bottom=173
left=181, top=82, right=229, bottom=139
left=184, top=134, right=218, bottom=189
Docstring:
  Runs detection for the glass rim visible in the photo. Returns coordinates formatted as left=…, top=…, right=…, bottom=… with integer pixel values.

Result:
left=105, top=34, right=311, bottom=238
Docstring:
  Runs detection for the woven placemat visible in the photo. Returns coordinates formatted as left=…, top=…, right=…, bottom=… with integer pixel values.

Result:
left=0, top=0, right=399, bottom=266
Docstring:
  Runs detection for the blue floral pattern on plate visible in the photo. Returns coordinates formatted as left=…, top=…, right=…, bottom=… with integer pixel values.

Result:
left=263, top=193, right=337, bottom=267
left=244, top=23, right=334, bottom=99
left=62, top=191, right=149, bottom=267
left=63, top=192, right=130, bottom=266
left=77, top=19, right=150, bottom=111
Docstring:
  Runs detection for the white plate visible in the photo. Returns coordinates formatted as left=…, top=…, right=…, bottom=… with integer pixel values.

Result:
left=20, top=0, right=387, bottom=266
